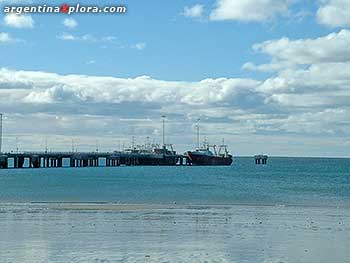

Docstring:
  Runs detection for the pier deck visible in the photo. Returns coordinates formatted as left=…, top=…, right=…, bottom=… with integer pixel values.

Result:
left=0, top=152, right=191, bottom=169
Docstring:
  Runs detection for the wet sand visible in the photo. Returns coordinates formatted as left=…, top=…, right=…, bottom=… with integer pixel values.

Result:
left=1, top=203, right=349, bottom=262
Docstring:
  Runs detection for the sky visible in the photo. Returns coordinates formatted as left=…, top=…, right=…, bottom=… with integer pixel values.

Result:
left=0, top=0, right=350, bottom=157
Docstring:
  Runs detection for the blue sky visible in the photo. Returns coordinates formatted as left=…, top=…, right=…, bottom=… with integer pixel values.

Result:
left=0, top=0, right=327, bottom=80
left=1, top=0, right=350, bottom=156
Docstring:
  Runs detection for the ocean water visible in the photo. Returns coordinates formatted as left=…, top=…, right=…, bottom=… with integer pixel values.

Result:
left=0, top=157, right=349, bottom=207
left=1, top=157, right=350, bottom=262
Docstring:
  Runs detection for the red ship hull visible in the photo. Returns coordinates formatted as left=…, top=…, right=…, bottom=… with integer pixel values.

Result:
left=186, top=151, right=233, bottom=166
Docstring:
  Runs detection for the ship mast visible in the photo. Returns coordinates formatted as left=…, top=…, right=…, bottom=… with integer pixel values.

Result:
left=196, top=118, right=200, bottom=150
left=0, top=113, right=2, bottom=153
left=162, top=115, right=166, bottom=148
left=132, top=136, right=135, bottom=150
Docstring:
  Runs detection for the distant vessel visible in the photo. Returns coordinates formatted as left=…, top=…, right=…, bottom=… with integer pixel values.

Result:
left=120, top=144, right=179, bottom=166
left=185, top=119, right=233, bottom=166
left=119, top=116, right=179, bottom=166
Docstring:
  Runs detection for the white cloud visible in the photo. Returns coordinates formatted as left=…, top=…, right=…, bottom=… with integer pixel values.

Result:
left=183, top=4, right=204, bottom=18
left=0, top=32, right=12, bottom=42
left=0, top=69, right=260, bottom=106
left=0, top=32, right=21, bottom=43
left=57, top=32, right=76, bottom=41
left=242, top=61, right=294, bottom=72
left=85, top=60, right=96, bottom=65
left=250, top=31, right=350, bottom=108
left=260, top=62, right=350, bottom=95
left=244, top=29, right=350, bottom=72
left=101, top=36, right=117, bottom=42
left=57, top=33, right=116, bottom=43
left=317, top=0, right=350, bottom=27
left=209, top=0, right=293, bottom=22
left=63, top=18, right=78, bottom=29
left=133, top=42, right=146, bottom=50
left=4, top=14, right=34, bottom=29
left=239, top=29, right=350, bottom=142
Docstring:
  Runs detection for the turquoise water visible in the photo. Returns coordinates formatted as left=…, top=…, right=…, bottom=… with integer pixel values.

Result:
left=0, top=157, right=350, bottom=207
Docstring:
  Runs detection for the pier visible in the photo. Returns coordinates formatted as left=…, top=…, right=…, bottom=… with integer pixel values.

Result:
left=0, top=113, right=196, bottom=169
left=0, top=151, right=192, bottom=169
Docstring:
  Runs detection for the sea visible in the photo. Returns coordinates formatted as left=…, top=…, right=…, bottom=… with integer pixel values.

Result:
left=1, top=157, right=350, bottom=262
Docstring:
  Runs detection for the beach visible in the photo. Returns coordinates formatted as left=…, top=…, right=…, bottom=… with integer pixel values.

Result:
left=0, top=203, right=349, bottom=263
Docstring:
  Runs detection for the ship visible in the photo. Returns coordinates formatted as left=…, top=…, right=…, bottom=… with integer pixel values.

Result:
left=118, top=116, right=180, bottom=166
left=185, top=119, right=233, bottom=166
left=119, top=144, right=179, bottom=166
left=186, top=143, right=233, bottom=166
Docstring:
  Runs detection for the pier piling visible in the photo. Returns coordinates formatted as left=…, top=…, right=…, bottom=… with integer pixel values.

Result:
left=254, top=155, right=268, bottom=165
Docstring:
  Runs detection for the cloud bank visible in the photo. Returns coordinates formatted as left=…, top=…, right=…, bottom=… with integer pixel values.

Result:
left=1, top=32, right=350, bottom=155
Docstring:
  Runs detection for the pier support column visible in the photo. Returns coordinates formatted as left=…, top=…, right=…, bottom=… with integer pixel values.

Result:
left=31, top=156, right=40, bottom=168
left=11, top=156, right=24, bottom=168
left=0, top=156, right=8, bottom=169
left=57, top=158, right=63, bottom=167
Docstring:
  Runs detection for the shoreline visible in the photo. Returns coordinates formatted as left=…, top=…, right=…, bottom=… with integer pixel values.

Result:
left=1, top=201, right=349, bottom=211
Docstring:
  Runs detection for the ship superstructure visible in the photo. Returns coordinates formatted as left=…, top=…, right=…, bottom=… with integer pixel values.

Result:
left=185, top=119, right=233, bottom=166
